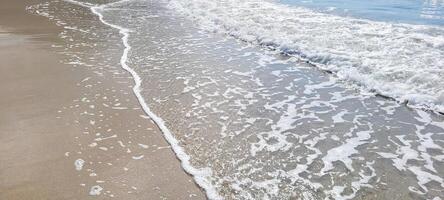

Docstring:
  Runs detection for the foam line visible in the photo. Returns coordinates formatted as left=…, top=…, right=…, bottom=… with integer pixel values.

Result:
left=168, top=0, right=444, bottom=114
left=63, top=0, right=221, bottom=199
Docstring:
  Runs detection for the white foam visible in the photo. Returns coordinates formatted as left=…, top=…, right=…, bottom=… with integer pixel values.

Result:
left=169, top=0, right=444, bottom=113
left=74, top=158, right=85, bottom=171
left=132, top=155, right=144, bottom=160
left=138, top=143, right=149, bottom=149
left=332, top=110, right=348, bottom=123
left=321, top=128, right=373, bottom=173
left=89, top=185, right=103, bottom=196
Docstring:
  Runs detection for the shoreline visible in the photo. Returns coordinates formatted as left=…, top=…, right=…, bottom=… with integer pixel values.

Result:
left=3, top=0, right=443, bottom=199
left=88, top=1, right=220, bottom=198
left=0, top=0, right=205, bottom=199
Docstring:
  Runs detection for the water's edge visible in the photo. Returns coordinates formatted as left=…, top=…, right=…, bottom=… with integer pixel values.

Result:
left=28, top=0, right=444, bottom=199
left=64, top=0, right=221, bottom=198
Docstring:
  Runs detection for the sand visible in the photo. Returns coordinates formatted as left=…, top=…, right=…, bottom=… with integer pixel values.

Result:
left=0, top=0, right=205, bottom=199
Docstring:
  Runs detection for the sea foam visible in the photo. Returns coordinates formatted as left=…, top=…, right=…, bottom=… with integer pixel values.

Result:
left=168, top=0, right=444, bottom=113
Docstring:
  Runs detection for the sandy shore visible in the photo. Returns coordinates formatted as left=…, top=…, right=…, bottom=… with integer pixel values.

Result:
left=0, top=0, right=205, bottom=199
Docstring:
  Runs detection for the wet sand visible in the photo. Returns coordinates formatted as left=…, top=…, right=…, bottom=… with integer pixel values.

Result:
left=0, top=0, right=205, bottom=199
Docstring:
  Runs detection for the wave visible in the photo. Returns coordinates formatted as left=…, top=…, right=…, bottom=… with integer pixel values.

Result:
left=60, top=0, right=222, bottom=199
left=168, top=0, right=444, bottom=113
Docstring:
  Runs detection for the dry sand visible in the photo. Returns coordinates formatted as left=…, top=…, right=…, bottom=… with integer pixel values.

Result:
left=0, top=0, right=205, bottom=199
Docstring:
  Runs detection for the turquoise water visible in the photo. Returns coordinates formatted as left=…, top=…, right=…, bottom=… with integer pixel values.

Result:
left=279, top=0, right=444, bottom=25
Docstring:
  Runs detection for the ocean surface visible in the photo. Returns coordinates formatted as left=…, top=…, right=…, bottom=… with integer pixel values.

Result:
left=280, top=0, right=444, bottom=26
left=29, top=0, right=444, bottom=199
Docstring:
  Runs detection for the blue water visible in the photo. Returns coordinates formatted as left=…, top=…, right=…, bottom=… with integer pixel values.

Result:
left=279, top=0, right=444, bottom=25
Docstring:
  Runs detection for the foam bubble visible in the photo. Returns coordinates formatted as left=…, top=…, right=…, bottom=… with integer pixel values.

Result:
left=89, top=185, right=103, bottom=196
left=74, top=158, right=85, bottom=171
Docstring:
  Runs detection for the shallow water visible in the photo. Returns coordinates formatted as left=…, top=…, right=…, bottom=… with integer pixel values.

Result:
left=30, top=0, right=444, bottom=199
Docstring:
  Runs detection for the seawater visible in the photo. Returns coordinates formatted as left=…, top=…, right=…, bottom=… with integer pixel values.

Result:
left=30, top=0, right=444, bottom=199
left=279, top=0, right=444, bottom=26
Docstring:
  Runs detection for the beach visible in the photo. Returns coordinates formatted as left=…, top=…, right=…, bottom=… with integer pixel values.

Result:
left=0, top=0, right=204, bottom=199
left=1, top=0, right=444, bottom=199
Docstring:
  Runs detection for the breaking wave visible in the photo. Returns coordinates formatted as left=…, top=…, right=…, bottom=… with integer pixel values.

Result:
left=169, top=0, right=444, bottom=113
